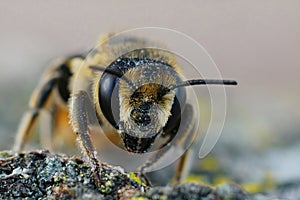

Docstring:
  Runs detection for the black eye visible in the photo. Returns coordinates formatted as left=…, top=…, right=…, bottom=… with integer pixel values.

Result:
left=98, top=66, right=121, bottom=129
left=163, top=87, right=186, bottom=134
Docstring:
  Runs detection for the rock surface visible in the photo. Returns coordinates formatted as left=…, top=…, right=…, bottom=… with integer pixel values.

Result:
left=0, top=150, right=278, bottom=200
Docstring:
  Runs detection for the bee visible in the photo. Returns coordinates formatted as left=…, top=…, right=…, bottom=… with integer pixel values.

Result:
left=13, top=33, right=237, bottom=185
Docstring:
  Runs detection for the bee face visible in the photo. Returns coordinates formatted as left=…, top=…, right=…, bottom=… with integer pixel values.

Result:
left=99, top=57, right=182, bottom=153
left=119, top=83, right=174, bottom=153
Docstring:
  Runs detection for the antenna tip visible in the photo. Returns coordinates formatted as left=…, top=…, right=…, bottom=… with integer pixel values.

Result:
left=224, top=80, right=238, bottom=85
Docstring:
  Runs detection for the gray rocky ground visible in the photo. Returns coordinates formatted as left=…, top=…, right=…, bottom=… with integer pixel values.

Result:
left=0, top=150, right=289, bottom=200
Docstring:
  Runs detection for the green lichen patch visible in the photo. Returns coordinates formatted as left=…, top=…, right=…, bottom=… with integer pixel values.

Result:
left=0, top=150, right=13, bottom=159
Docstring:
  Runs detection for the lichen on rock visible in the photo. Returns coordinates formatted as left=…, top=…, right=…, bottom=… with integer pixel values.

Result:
left=0, top=150, right=277, bottom=200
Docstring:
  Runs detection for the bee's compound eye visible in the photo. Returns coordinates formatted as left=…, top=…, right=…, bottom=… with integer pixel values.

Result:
left=163, top=87, right=186, bottom=134
left=98, top=67, right=121, bottom=129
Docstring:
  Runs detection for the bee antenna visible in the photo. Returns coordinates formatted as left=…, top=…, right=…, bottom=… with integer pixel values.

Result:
left=169, top=79, right=237, bottom=90
left=89, top=66, right=135, bottom=88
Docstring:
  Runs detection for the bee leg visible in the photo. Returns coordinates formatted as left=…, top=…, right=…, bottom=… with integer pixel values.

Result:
left=13, top=109, right=39, bottom=152
left=39, top=109, right=55, bottom=151
left=13, top=77, right=58, bottom=152
left=70, top=90, right=102, bottom=185
left=172, top=149, right=193, bottom=184
left=172, top=104, right=196, bottom=184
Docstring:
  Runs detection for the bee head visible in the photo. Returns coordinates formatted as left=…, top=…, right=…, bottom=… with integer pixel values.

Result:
left=118, top=62, right=181, bottom=153
left=93, top=56, right=237, bottom=153
left=95, top=57, right=183, bottom=153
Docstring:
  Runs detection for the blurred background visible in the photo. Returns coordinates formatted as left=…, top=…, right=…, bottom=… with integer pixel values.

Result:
left=0, top=0, right=299, bottom=197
